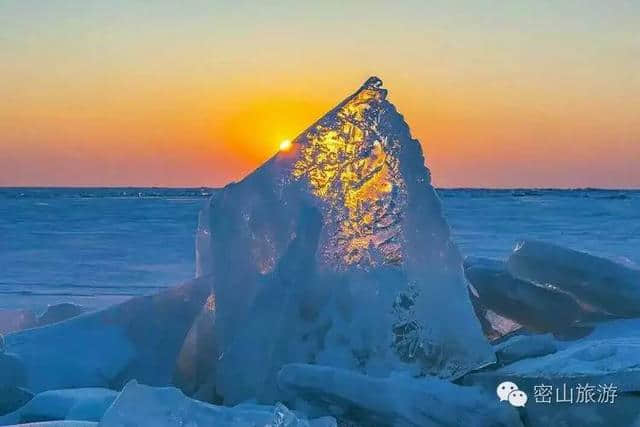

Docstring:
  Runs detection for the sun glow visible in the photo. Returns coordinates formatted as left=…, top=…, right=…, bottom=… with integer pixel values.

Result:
left=279, top=139, right=292, bottom=151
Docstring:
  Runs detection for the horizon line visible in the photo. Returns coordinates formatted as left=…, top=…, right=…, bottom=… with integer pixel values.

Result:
left=1, top=185, right=639, bottom=191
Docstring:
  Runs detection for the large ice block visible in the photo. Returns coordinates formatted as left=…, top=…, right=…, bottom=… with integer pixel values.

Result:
left=4, top=276, right=212, bottom=393
left=507, top=240, right=640, bottom=317
left=465, top=256, right=588, bottom=332
left=196, top=77, right=494, bottom=403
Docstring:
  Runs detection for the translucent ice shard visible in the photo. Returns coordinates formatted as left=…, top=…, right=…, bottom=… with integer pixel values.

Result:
left=196, top=77, right=494, bottom=404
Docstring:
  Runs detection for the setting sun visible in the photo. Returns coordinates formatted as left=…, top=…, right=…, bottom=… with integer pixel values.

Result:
left=279, top=139, right=292, bottom=151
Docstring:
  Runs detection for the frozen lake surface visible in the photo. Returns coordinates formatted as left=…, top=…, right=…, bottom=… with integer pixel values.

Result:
left=1, top=187, right=638, bottom=311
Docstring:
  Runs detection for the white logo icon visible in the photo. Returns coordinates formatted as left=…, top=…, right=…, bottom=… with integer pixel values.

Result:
left=497, top=381, right=527, bottom=407
left=508, top=389, right=528, bottom=407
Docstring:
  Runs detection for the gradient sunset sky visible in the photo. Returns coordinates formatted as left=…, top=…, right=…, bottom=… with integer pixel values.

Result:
left=1, top=0, right=638, bottom=188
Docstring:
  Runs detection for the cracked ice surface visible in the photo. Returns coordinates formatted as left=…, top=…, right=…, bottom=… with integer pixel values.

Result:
left=292, top=77, right=406, bottom=269
left=196, top=77, right=494, bottom=404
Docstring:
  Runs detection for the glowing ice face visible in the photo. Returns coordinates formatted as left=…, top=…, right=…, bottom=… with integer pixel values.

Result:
left=292, top=81, right=407, bottom=269
left=496, top=381, right=518, bottom=401
left=508, top=390, right=528, bottom=407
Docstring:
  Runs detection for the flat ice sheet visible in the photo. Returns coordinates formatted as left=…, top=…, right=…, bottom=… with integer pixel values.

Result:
left=1, top=188, right=638, bottom=311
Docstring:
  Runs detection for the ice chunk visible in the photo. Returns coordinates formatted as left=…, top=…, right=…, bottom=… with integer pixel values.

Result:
left=508, top=240, right=640, bottom=317
left=197, top=77, right=493, bottom=403
left=271, top=402, right=336, bottom=427
left=97, top=381, right=332, bottom=427
left=278, top=363, right=522, bottom=427
left=465, top=256, right=589, bottom=332
left=0, top=388, right=116, bottom=425
left=4, top=276, right=212, bottom=393
left=37, top=304, right=85, bottom=327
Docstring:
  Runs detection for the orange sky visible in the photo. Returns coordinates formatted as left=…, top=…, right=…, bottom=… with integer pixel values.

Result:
left=1, top=1, right=638, bottom=188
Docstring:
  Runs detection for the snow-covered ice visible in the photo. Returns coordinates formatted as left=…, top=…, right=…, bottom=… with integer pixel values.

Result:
left=466, top=335, right=640, bottom=426
left=492, top=338, right=640, bottom=390
left=278, top=363, right=522, bottom=427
